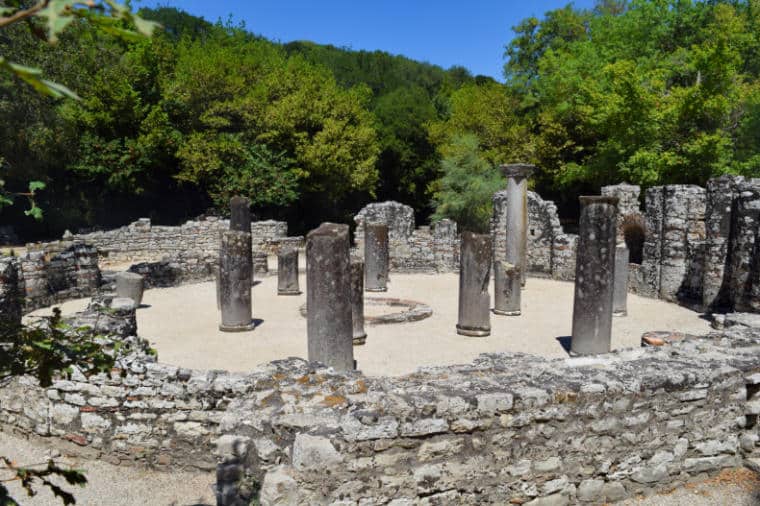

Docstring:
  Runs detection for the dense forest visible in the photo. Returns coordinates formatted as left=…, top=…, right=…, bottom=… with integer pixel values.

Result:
left=1, top=0, right=759, bottom=239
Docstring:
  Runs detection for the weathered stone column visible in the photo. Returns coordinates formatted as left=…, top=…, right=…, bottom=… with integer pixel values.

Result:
left=364, top=223, right=389, bottom=292
left=306, top=223, right=354, bottom=371
left=218, top=230, right=254, bottom=332
left=493, top=261, right=521, bottom=316
left=219, top=196, right=254, bottom=332
left=456, top=232, right=492, bottom=337
left=277, top=248, right=301, bottom=295
left=0, top=257, right=22, bottom=331
left=613, top=245, right=629, bottom=317
left=115, top=271, right=145, bottom=305
left=350, top=259, right=367, bottom=345
left=229, top=196, right=251, bottom=232
left=571, top=196, right=618, bottom=355
left=501, top=163, right=534, bottom=287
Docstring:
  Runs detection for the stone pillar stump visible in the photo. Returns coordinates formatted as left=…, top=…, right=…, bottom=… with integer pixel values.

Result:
left=457, top=232, right=492, bottom=337
left=277, top=248, right=301, bottom=295
left=571, top=196, right=618, bottom=355
left=364, top=223, right=389, bottom=292
left=306, top=223, right=354, bottom=371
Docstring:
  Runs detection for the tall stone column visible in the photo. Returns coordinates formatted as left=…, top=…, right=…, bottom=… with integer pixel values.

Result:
left=364, top=223, right=389, bottom=292
left=350, top=259, right=367, bottom=345
left=277, top=248, right=301, bottom=295
left=613, top=245, right=629, bottom=317
left=501, top=163, right=534, bottom=287
left=493, top=261, right=521, bottom=316
left=229, top=196, right=251, bottom=232
left=218, top=230, right=254, bottom=332
left=306, top=223, right=354, bottom=371
left=219, top=196, right=254, bottom=332
left=571, top=196, right=618, bottom=355
left=456, top=232, right=492, bottom=337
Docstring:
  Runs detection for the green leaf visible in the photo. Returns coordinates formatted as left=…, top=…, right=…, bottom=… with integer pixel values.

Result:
left=28, top=181, right=46, bottom=192
left=24, top=206, right=44, bottom=221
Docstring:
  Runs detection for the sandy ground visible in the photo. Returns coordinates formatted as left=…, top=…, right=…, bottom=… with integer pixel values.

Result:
left=2, top=431, right=759, bottom=506
left=28, top=272, right=710, bottom=377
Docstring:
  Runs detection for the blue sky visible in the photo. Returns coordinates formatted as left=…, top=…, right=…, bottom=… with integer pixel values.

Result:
left=136, top=1, right=596, bottom=80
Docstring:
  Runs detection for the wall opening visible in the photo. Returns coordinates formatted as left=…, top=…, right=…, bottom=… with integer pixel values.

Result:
left=622, top=215, right=646, bottom=264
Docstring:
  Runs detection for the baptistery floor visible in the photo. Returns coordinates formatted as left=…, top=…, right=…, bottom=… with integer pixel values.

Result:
left=28, top=272, right=710, bottom=377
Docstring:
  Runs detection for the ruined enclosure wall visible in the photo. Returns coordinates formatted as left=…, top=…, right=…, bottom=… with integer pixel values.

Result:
left=492, top=190, right=577, bottom=281
left=2, top=298, right=760, bottom=504
left=354, top=201, right=459, bottom=272
left=628, top=185, right=707, bottom=305
left=19, top=242, right=101, bottom=312
left=32, top=217, right=292, bottom=264
left=729, top=180, right=760, bottom=313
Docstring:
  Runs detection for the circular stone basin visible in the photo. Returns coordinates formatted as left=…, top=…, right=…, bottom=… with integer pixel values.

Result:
left=299, top=297, right=432, bottom=325
left=26, top=273, right=711, bottom=377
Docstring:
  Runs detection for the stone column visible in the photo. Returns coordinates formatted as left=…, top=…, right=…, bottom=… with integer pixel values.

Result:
left=493, top=261, right=521, bottom=316
left=115, top=271, right=145, bottom=305
left=501, top=163, right=534, bottom=287
left=277, top=248, right=301, bottom=295
left=306, top=223, right=354, bottom=371
left=456, top=232, right=492, bottom=337
left=229, top=196, right=251, bottom=232
left=219, top=230, right=254, bottom=332
left=0, top=257, right=22, bottom=331
left=571, top=196, right=618, bottom=355
left=364, top=223, right=389, bottom=292
left=350, top=259, right=367, bottom=345
left=613, top=245, right=629, bottom=317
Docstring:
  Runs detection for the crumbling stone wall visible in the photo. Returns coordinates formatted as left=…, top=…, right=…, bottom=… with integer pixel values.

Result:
left=631, top=185, right=706, bottom=305
left=354, top=201, right=459, bottom=272
left=35, top=217, right=291, bottom=264
left=2, top=299, right=760, bottom=504
left=492, top=190, right=578, bottom=280
left=19, top=242, right=101, bottom=312
left=703, top=175, right=746, bottom=311
left=729, top=180, right=760, bottom=313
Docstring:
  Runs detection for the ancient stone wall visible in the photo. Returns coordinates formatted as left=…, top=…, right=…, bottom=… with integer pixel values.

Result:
left=354, top=201, right=459, bottom=272
left=2, top=299, right=760, bottom=504
left=492, top=190, right=578, bottom=281
left=18, top=242, right=101, bottom=312
left=0, top=257, right=21, bottom=327
left=729, top=180, right=760, bottom=313
left=34, top=217, right=292, bottom=264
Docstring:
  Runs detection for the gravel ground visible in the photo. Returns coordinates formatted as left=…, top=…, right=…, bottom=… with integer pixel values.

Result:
left=2, top=432, right=759, bottom=505
left=28, top=273, right=710, bottom=377
left=0, top=431, right=214, bottom=506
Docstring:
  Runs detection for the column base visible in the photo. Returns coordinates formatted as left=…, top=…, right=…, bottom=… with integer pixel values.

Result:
left=352, top=333, right=367, bottom=345
left=456, top=325, right=490, bottom=337
left=219, top=321, right=256, bottom=332
left=493, top=309, right=521, bottom=316
left=613, top=310, right=627, bottom=317
left=277, top=289, right=302, bottom=296
left=365, top=287, right=387, bottom=292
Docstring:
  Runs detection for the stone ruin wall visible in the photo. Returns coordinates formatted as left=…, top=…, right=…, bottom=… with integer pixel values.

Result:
left=47, top=216, right=294, bottom=264
left=488, top=177, right=760, bottom=314
left=12, top=216, right=301, bottom=310
left=492, top=190, right=578, bottom=281
left=2, top=295, right=760, bottom=504
left=353, top=201, right=459, bottom=273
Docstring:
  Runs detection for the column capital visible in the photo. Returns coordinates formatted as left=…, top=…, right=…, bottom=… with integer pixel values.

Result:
left=500, top=163, right=535, bottom=179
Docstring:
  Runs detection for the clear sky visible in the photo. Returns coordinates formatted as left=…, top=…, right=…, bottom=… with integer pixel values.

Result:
left=136, top=0, right=597, bottom=81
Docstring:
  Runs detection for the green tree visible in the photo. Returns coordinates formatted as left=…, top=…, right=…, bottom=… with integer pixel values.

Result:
left=431, top=134, right=502, bottom=233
